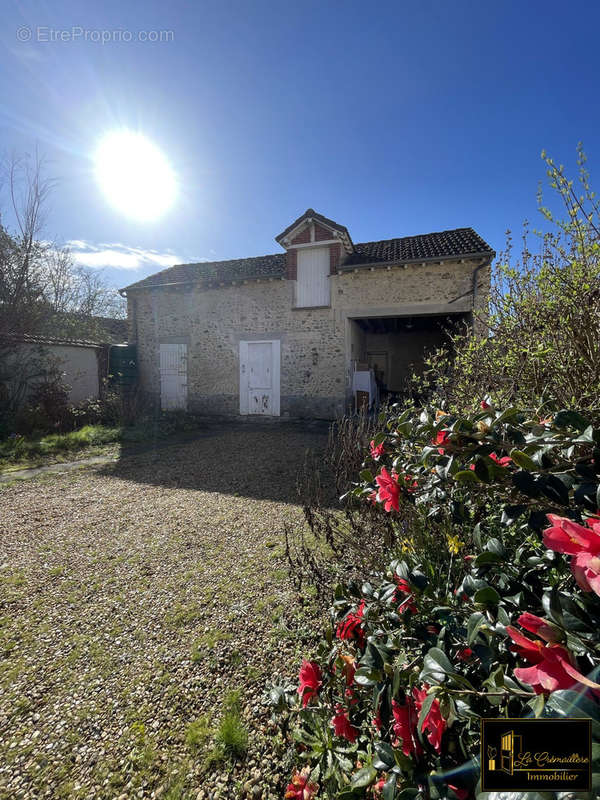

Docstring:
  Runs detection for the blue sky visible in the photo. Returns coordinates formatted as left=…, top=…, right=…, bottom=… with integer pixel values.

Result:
left=2, top=0, right=599, bottom=289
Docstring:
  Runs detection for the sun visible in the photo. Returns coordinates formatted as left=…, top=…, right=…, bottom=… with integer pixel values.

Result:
left=94, top=130, right=176, bottom=222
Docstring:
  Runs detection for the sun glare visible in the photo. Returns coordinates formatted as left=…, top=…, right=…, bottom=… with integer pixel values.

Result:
left=94, top=130, right=176, bottom=222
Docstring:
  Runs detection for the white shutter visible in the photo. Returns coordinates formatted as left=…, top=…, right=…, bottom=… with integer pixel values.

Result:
left=296, top=247, right=330, bottom=307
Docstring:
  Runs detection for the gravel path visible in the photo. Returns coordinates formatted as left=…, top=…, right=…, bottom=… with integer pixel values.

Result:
left=0, top=422, right=329, bottom=800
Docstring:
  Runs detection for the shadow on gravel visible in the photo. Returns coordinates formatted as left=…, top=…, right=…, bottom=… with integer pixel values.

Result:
left=98, top=417, right=337, bottom=505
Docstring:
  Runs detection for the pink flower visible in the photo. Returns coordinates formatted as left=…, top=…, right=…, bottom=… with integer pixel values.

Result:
left=373, top=777, right=386, bottom=797
left=394, top=577, right=417, bottom=614
left=285, top=767, right=319, bottom=799
left=489, top=452, right=512, bottom=467
left=543, top=515, right=600, bottom=596
left=370, top=439, right=385, bottom=460
left=297, top=660, right=322, bottom=708
left=412, top=684, right=446, bottom=753
left=336, top=600, right=366, bottom=649
left=331, top=704, right=359, bottom=742
left=375, top=467, right=400, bottom=512
left=433, top=430, right=451, bottom=454
left=516, top=612, right=561, bottom=643
left=506, top=625, right=600, bottom=694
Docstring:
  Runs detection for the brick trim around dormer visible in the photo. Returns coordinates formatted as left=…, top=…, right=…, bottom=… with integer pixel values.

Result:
left=286, top=248, right=297, bottom=280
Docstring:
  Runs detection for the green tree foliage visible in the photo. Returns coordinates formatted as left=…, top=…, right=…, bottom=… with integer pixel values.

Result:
left=417, top=146, right=600, bottom=414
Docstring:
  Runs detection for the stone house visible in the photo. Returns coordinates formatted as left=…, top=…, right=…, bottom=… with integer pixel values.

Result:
left=121, top=209, right=494, bottom=419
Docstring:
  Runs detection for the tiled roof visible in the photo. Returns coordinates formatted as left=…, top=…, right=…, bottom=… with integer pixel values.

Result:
left=342, top=227, right=493, bottom=268
left=275, top=208, right=351, bottom=244
left=123, top=253, right=286, bottom=291
left=122, top=227, right=493, bottom=291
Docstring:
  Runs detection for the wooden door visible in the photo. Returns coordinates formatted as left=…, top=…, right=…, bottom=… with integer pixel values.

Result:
left=239, top=340, right=280, bottom=415
left=159, top=343, right=187, bottom=410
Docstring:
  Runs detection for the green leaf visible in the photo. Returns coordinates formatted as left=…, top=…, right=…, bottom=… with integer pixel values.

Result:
left=417, top=691, right=436, bottom=733
left=474, top=457, right=493, bottom=482
left=420, top=647, right=455, bottom=682
left=472, top=522, right=482, bottom=550
left=553, top=409, right=589, bottom=432
left=354, top=666, right=381, bottom=687
left=473, top=551, right=502, bottom=566
left=494, top=406, right=519, bottom=425
left=351, top=766, right=377, bottom=788
left=510, top=449, right=537, bottom=471
left=454, top=469, right=479, bottom=483
left=359, top=469, right=373, bottom=483
left=467, top=611, right=486, bottom=644
left=473, top=586, right=501, bottom=606
left=374, top=741, right=395, bottom=769
left=383, top=774, right=398, bottom=800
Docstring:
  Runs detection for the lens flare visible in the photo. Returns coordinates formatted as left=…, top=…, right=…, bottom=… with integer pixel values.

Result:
left=94, top=130, right=176, bottom=222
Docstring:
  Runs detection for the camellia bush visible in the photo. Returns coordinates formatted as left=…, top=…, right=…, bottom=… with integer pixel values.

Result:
left=281, top=402, right=600, bottom=799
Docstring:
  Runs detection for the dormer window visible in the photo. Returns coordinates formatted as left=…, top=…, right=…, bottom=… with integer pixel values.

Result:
left=275, top=209, right=354, bottom=309
left=296, top=246, right=330, bottom=307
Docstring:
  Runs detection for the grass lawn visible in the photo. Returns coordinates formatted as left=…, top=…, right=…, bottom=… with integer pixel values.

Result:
left=0, top=425, right=125, bottom=472
left=0, top=421, right=330, bottom=799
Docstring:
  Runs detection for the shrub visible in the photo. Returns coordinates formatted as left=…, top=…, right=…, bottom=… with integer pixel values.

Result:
left=15, top=374, right=74, bottom=434
left=283, top=402, right=600, bottom=798
left=413, top=146, right=600, bottom=415
left=286, top=413, right=397, bottom=603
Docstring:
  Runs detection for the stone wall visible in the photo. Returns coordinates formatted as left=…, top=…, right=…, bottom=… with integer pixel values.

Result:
left=129, top=257, right=490, bottom=419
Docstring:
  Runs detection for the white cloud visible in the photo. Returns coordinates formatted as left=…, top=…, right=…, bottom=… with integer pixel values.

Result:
left=66, top=240, right=184, bottom=271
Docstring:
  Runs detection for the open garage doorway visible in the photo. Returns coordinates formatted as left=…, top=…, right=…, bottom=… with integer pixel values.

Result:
left=348, top=312, right=469, bottom=404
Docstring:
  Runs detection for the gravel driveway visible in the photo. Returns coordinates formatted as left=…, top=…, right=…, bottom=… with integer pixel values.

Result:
left=0, top=421, right=330, bottom=800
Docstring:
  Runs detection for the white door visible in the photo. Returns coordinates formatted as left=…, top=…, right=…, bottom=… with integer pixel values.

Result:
left=296, top=246, right=330, bottom=307
left=239, top=340, right=280, bottom=416
left=159, top=343, right=187, bottom=410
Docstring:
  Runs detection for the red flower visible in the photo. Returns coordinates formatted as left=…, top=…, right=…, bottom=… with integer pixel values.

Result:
left=412, top=684, right=446, bottom=753
left=433, top=430, right=451, bottom=454
left=336, top=600, right=366, bottom=649
left=456, top=647, right=474, bottom=662
left=331, top=704, right=359, bottom=742
left=516, top=612, right=561, bottom=644
left=373, top=777, right=386, bottom=797
left=543, top=515, right=600, bottom=596
left=370, top=439, right=385, bottom=460
left=404, top=474, right=418, bottom=493
left=394, top=576, right=417, bottom=614
left=285, top=767, right=319, bottom=800
left=375, top=467, right=400, bottom=512
left=489, top=452, right=512, bottom=467
left=480, top=400, right=491, bottom=410
left=297, top=660, right=322, bottom=708
left=506, top=625, right=600, bottom=694
left=393, top=686, right=447, bottom=755
left=391, top=698, right=422, bottom=758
